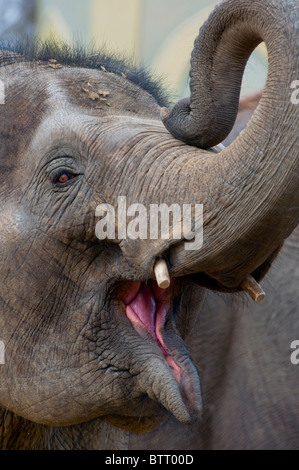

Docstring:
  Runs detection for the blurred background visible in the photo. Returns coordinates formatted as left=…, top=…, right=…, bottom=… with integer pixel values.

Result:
left=0, top=0, right=267, bottom=101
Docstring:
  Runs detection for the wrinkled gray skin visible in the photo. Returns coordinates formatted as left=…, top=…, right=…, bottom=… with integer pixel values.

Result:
left=0, top=0, right=298, bottom=450
left=222, top=92, right=262, bottom=147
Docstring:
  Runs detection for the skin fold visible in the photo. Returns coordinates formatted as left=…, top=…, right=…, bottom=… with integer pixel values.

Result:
left=0, top=0, right=298, bottom=450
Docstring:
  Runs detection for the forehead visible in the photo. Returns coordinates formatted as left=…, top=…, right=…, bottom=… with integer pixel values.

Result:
left=1, top=61, right=161, bottom=119
left=0, top=60, right=162, bottom=182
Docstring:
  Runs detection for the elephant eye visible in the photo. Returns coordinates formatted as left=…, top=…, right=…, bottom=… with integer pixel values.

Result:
left=55, top=172, right=78, bottom=184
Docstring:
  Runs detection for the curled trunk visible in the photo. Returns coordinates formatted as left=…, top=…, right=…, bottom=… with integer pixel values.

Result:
left=122, top=0, right=299, bottom=290
left=162, top=0, right=299, bottom=288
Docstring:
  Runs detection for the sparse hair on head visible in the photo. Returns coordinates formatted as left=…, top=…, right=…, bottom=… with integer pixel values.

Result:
left=0, top=37, right=171, bottom=107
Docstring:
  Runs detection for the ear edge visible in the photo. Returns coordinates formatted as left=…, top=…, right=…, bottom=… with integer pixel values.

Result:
left=0, top=50, right=25, bottom=67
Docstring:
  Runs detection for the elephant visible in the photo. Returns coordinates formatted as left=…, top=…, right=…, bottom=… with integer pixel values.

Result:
left=0, top=0, right=298, bottom=450
left=222, top=91, right=262, bottom=146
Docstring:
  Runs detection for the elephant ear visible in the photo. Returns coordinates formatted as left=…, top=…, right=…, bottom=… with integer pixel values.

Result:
left=0, top=49, right=25, bottom=67
left=0, top=50, right=26, bottom=108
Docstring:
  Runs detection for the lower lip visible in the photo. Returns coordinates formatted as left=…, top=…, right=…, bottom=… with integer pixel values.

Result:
left=121, top=280, right=181, bottom=382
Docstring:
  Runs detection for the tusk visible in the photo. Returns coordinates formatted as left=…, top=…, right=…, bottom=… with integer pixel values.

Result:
left=154, top=258, right=170, bottom=289
left=240, top=275, right=265, bottom=303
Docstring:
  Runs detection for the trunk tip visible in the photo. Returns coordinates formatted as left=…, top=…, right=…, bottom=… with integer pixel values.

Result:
left=160, top=107, right=169, bottom=120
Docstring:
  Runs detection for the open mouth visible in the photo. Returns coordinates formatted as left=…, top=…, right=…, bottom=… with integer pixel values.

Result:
left=122, top=280, right=181, bottom=382
left=109, top=243, right=282, bottom=430
left=119, top=278, right=202, bottom=425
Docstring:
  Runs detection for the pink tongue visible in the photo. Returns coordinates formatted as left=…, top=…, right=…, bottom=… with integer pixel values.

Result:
left=125, top=283, right=181, bottom=383
left=128, top=283, right=156, bottom=336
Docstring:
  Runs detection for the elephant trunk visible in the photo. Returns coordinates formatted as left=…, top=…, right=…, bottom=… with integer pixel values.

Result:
left=121, top=0, right=299, bottom=291
left=162, top=0, right=298, bottom=149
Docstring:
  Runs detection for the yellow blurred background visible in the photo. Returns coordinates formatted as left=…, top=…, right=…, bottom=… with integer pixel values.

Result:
left=1, top=0, right=268, bottom=100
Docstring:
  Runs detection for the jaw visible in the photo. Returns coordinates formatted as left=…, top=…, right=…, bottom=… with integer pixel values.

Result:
left=100, top=278, right=204, bottom=433
left=100, top=240, right=281, bottom=434
left=0, top=230, right=204, bottom=433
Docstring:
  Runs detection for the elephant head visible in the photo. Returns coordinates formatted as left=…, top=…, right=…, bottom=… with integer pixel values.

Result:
left=0, top=0, right=298, bottom=437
